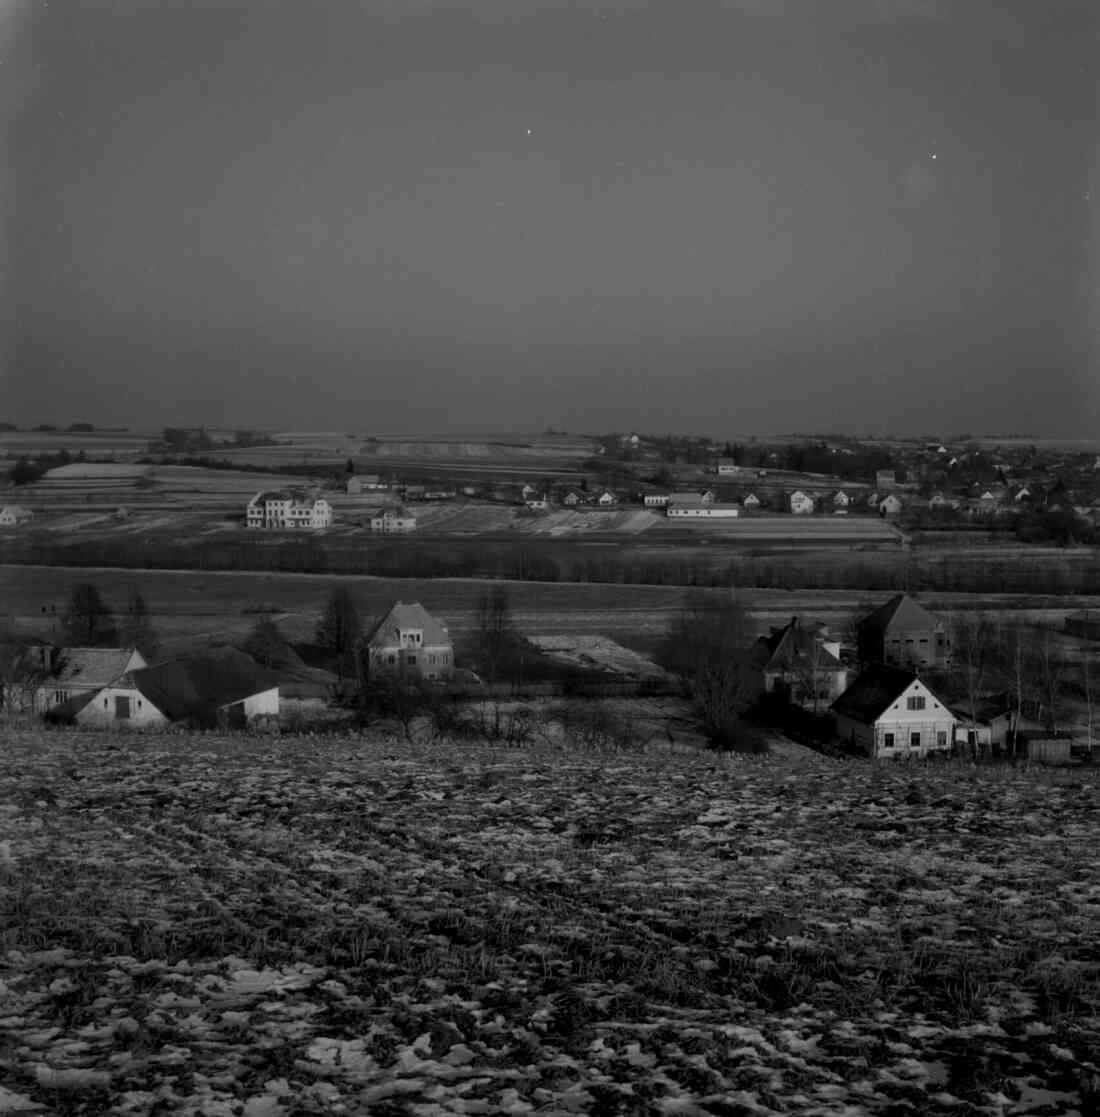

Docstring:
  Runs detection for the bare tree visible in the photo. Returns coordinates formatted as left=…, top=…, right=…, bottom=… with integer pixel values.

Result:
left=120, top=590, right=159, bottom=660
left=659, top=593, right=763, bottom=752
left=476, top=583, right=514, bottom=684
left=316, top=585, right=362, bottom=681
left=950, top=611, right=996, bottom=752
left=62, top=583, right=116, bottom=646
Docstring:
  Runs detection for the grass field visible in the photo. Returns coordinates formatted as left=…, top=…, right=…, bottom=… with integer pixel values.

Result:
left=3, top=565, right=1096, bottom=658
left=0, top=730, right=1097, bottom=1115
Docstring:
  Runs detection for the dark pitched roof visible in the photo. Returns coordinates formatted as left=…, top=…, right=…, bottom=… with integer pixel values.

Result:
left=856, top=594, right=941, bottom=634
left=830, top=664, right=920, bottom=722
left=54, top=647, right=143, bottom=689
left=131, top=648, right=280, bottom=723
left=756, top=618, right=842, bottom=671
left=366, top=602, right=451, bottom=649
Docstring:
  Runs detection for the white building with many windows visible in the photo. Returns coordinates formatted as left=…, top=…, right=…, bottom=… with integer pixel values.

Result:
left=246, top=490, right=332, bottom=529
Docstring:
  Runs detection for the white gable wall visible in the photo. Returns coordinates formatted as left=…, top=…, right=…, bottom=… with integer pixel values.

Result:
left=871, top=678, right=954, bottom=758
left=76, top=685, right=168, bottom=728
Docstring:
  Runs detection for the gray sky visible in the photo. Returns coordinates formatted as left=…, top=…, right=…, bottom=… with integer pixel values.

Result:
left=4, top=0, right=1098, bottom=436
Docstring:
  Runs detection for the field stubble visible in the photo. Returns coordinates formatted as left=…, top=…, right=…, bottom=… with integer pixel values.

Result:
left=0, top=731, right=1097, bottom=1115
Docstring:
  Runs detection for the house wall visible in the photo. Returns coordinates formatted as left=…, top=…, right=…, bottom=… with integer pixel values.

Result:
left=369, top=644, right=454, bottom=679
left=764, top=666, right=847, bottom=708
left=76, top=685, right=168, bottom=728
left=881, top=621, right=949, bottom=668
left=834, top=712, right=874, bottom=753
left=216, top=687, right=279, bottom=728
left=667, top=506, right=739, bottom=518
left=871, top=681, right=954, bottom=758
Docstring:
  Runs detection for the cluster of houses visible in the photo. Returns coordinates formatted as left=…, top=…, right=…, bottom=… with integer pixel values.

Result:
left=1, top=601, right=457, bottom=730
left=3, top=589, right=1088, bottom=762
left=756, top=593, right=1078, bottom=762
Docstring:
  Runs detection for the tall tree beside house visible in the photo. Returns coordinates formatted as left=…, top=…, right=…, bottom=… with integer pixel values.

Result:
left=659, top=593, right=764, bottom=753
left=316, top=585, right=363, bottom=680
left=476, top=584, right=515, bottom=684
left=62, top=583, right=117, bottom=646
left=950, top=612, right=996, bottom=746
left=120, top=590, right=159, bottom=660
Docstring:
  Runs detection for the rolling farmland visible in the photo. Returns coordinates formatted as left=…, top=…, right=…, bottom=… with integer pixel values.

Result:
left=2, top=565, right=1094, bottom=658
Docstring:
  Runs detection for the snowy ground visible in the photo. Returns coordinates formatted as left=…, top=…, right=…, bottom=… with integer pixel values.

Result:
left=1, top=730, right=1098, bottom=1115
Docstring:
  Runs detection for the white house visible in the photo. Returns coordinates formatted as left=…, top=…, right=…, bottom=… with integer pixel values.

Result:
left=34, top=647, right=148, bottom=713
left=831, top=665, right=954, bottom=759
left=644, top=493, right=671, bottom=507
left=878, top=494, right=904, bottom=517
left=366, top=601, right=454, bottom=680
left=716, top=459, right=740, bottom=476
left=743, top=493, right=761, bottom=510
left=667, top=502, right=740, bottom=519
left=562, top=491, right=582, bottom=506
left=833, top=491, right=850, bottom=509
left=370, top=506, right=417, bottom=533
left=790, top=491, right=815, bottom=515
left=0, top=506, right=33, bottom=526
left=247, top=490, right=332, bottom=530
left=597, top=491, right=618, bottom=506
left=51, top=649, right=279, bottom=730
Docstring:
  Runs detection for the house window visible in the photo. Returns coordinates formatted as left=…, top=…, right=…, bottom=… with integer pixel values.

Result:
left=882, top=732, right=895, bottom=749
left=910, top=731, right=921, bottom=748
left=115, top=695, right=131, bottom=720
left=937, top=731, right=948, bottom=747
left=407, top=654, right=416, bottom=665
left=906, top=696, right=926, bottom=711
left=967, top=730, right=976, bottom=745
left=388, top=654, right=396, bottom=665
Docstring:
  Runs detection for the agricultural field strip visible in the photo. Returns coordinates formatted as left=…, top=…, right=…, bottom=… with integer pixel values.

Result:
left=2, top=733, right=1099, bottom=1115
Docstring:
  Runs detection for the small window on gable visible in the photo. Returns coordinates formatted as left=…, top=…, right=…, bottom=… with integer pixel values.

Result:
left=907, top=696, right=926, bottom=711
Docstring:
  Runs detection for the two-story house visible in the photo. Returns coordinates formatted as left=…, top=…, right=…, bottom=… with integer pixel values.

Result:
left=246, top=490, right=333, bottom=529
left=365, top=602, right=454, bottom=680
left=856, top=594, right=949, bottom=669
left=370, top=506, right=417, bottom=533
left=753, top=617, right=848, bottom=712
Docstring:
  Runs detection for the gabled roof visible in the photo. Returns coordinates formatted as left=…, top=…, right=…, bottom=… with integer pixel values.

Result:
left=856, top=594, right=941, bottom=634
left=53, top=647, right=144, bottom=689
left=831, top=664, right=922, bottom=722
left=131, top=648, right=280, bottom=723
left=366, top=601, right=451, bottom=649
left=757, top=618, right=842, bottom=671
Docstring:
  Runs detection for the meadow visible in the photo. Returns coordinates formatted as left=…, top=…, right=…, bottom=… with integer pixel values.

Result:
left=0, top=730, right=1097, bottom=1115
left=2, top=565, right=1094, bottom=657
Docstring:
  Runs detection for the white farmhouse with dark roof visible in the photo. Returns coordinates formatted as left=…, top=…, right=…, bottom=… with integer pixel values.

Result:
left=35, top=647, right=148, bottom=713
left=832, top=665, right=954, bottom=759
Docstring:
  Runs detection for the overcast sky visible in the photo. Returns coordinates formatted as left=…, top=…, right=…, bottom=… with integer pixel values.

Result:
left=3, top=0, right=1098, bottom=436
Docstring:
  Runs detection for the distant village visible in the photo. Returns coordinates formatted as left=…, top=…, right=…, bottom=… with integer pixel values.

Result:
left=221, top=433, right=1100, bottom=536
